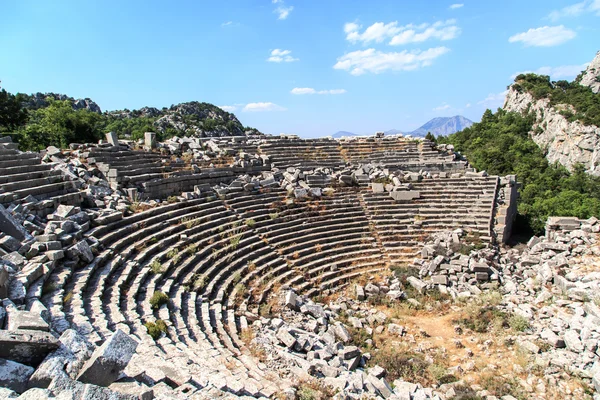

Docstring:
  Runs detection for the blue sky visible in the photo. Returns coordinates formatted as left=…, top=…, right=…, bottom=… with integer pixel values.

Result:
left=0, top=0, right=598, bottom=137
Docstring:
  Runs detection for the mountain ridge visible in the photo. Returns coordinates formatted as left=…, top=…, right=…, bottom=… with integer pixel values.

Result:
left=331, top=115, right=473, bottom=138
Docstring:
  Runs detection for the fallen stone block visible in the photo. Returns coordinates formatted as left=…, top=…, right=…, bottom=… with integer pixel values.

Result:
left=276, top=328, right=296, bottom=348
left=334, top=323, right=352, bottom=343
left=0, top=235, right=21, bottom=253
left=0, top=358, right=35, bottom=394
left=76, top=329, right=138, bottom=387
left=30, top=329, right=95, bottom=388
left=366, top=374, right=393, bottom=399
left=407, top=276, right=427, bottom=293
left=339, top=345, right=360, bottom=360
left=300, top=304, right=326, bottom=319
left=285, top=291, right=299, bottom=311
left=541, top=328, right=565, bottom=348
left=0, top=204, right=32, bottom=241
left=355, top=285, right=365, bottom=301
left=6, top=310, right=49, bottom=331
left=0, top=329, right=59, bottom=365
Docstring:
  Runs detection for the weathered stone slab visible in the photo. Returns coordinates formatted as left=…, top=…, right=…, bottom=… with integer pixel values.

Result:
left=144, top=132, right=156, bottom=150
left=105, top=132, right=118, bottom=146
left=69, top=240, right=94, bottom=263
left=355, top=285, right=365, bottom=301
left=54, top=205, right=76, bottom=219
left=407, top=276, right=427, bottom=293
left=76, top=329, right=138, bottom=387
left=0, top=204, right=32, bottom=241
left=371, top=183, right=385, bottom=193
left=0, top=358, right=35, bottom=394
left=6, top=310, right=49, bottom=332
left=276, top=328, right=296, bottom=348
left=0, top=329, right=59, bottom=365
left=390, top=191, right=420, bottom=201
left=0, top=235, right=20, bottom=252
left=30, top=329, right=95, bottom=388
left=285, top=291, right=299, bottom=311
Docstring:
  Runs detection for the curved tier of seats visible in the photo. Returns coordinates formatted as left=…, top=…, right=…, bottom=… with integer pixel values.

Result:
left=0, top=140, right=82, bottom=208
left=36, top=174, right=499, bottom=396
left=362, top=176, right=498, bottom=264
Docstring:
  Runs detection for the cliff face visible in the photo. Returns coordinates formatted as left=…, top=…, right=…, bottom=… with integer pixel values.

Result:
left=503, top=54, right=600, bottom=176
left=503, top=87, right=600, bottom=176
left=579, top=51, right=600, bottom=94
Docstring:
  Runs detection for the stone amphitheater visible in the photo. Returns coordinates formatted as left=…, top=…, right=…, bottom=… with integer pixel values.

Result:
left=1, top=132, right=599, bottom=400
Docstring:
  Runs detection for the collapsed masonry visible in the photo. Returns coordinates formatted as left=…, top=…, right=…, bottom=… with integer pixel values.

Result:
left=0, top=132, right=528, bottom=399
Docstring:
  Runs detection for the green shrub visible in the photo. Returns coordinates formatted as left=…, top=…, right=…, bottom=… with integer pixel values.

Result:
left=369, top=348, right=429, bottom=383
left=149, top=291, right=169, bottom=309
left=150, top=260, right=164, bottom=274
left=454, top=306, right=508, bottom=333
left=144, top=319, right=168, bottom=340
left=509, top=314, right=530, bottom=332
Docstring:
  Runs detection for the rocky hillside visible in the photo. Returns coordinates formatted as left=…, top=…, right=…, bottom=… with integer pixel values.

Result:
left=407, top=115, right=473, bottom=137
left=16, top=92, right=261, bottom=140
left=106, top=101, right=261, bottom=139
left=504, top=53, right=600, bottom=176
left=20, top=92, right=102, bottom=113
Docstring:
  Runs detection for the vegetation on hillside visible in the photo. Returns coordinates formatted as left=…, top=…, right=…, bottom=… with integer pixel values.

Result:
left=439, top=109, right=600, bottom=234
left=0, top=86, right=258, bottom=150
left=512, top=73, right=600, bottom=127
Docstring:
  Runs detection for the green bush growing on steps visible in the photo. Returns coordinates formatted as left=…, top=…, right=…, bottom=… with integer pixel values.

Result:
left=144, top=319, right=167, bottom=340
left=149, top=291, right=169, bottom=309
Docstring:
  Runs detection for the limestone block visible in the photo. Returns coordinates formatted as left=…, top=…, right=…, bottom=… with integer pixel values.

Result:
left=76, top=329, right=138, bottom=387
left=105, top=132, right=118, bottom=146
left=6, top=310, right=49, bottom=331
left=390, top=191, right=420, bottom=201
left=144, top=132, right=156, bottom=149
left=0, top=329, right=59, bottom=365
left=0, top=358, right=35, bottom=394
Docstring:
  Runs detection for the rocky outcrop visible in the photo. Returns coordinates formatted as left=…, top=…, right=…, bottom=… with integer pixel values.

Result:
left=22, top=93, right=102, bottom=113
left=108, top=101, right=262, bottom=138
left=579, top=51, right=600, bottom=94
left=503, top=85, right=600, bottom=176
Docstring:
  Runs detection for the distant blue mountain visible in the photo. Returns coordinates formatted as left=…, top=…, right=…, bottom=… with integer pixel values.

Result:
left=406, top=116, right=473, bottom=137
left=332, top=131, right=360, bottom=138
left=331, top=116, right=473, bottom=139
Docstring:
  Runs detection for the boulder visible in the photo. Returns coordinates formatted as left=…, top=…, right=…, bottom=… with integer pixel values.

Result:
left=76, top=330, right=138, bottom=387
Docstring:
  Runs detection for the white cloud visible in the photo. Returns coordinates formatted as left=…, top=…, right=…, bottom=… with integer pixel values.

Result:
left=243, top=102, right=286, bottom=112
left=508, top=25, right=576, bottom=47
left=433, top=104, right=451, bottom=111
left=477, top=90, right=508, bottom=109
left=511, top=64, right=588, bottom=79
left=465, top=103, right=471, bottom=108
left=221, top=21, right=233, bottom=27
left=273, top=0, right=293, bottom=20
left=390, top=21, right=461, bottom=45
left=344, top=19, right=461, bottom=46
left=449, top=3, right=464, bottom=9
left=219, top=105, right=237, bottom=112
left=333, top=47, right=450, bottom=76
left=548, top=0, right=600, bottom=20
left=291, top=88, right=347, bottom=95
left=267, top=49, right=299, bottom=63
